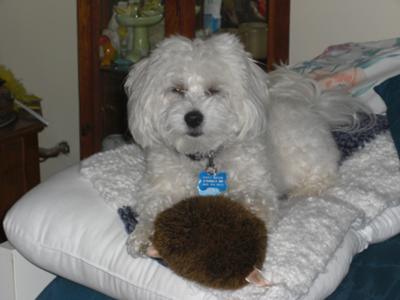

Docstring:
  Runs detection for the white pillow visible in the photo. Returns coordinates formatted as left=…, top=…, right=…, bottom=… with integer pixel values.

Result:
left=4, top=165, right=400, bottom=300
left=4, top=166, right=210, bottom=300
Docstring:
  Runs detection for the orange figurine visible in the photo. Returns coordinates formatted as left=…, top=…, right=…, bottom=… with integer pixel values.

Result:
left=99, top=35, right=117, bottom=67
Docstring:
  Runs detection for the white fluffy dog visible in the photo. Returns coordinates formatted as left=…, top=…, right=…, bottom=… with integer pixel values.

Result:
left=124, top=33, right=370, bottom=256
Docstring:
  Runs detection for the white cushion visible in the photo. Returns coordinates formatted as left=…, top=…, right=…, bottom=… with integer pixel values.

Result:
left=4, top=165, right=400, bottom=300
left=4, top=166, right=212, bottom=300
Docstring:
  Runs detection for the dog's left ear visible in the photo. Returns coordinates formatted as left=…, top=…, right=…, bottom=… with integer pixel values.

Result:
left=208, top=33, right=245, bottom=55
left=209, top=33, right=270, bottom=138
left=237, top=60, right=270, bottom=139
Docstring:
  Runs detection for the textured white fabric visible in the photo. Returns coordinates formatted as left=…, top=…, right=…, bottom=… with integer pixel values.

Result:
left=3, top=132, right=400, bottom=300
left=80, top=144, right=145, bottom=209
left=327, top=133, right=400, bottom=225
left=301, top=230, right=366, bottom=300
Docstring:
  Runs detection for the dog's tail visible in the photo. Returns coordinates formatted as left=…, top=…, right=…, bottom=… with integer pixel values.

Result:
left=315, top=89, right=375, bottom=132
left=268, top=67, right=375, bottom=132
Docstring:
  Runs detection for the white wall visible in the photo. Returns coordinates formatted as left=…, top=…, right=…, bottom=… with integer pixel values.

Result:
left=290, top=0, right=400, bottom=64
left=0, top=0, right=79, bottom=180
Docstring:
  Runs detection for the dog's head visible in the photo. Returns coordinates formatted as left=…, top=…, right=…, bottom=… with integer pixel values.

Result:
left=125, top=33, right=269, bottom=155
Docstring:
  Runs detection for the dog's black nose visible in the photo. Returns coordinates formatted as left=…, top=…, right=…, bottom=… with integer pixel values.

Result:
left=184, top=110, right=204, bottom=128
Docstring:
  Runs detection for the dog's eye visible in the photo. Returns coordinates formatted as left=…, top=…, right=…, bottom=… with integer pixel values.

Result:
left=205, top=87, right=220, bottom=97
left=171, top=86, right=186, bottom=96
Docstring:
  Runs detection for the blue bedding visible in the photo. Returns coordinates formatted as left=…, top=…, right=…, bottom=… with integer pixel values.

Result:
left=374, top=74, right=400, bottom=159
left=37, top=277, right=113, bottom=300
left=327, top=233, right=400, bottom=300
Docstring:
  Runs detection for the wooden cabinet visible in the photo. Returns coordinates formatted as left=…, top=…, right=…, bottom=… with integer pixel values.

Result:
left=78, top=0, right=290, bottom=159
left=0, top=113, right=44, bottom=242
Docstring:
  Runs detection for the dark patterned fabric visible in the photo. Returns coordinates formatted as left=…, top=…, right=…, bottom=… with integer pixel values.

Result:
left=333, top=114, right=389, bottom=160
left=117, top=206, right=138, bottom=234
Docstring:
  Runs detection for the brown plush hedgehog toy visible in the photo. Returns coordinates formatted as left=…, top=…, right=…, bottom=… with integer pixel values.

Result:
left=146, top=196, right=270, bottom=290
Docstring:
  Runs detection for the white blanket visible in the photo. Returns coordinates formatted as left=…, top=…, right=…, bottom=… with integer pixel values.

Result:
left=80, top=132, right=400, bottom=300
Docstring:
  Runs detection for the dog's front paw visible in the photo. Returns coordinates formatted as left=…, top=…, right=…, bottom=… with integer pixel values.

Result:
left=126, top=222, right=154, bottom=258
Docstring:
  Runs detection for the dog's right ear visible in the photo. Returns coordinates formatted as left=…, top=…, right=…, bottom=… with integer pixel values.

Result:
left=124, top=57, right=148, bottom=104
left=124, top=57, right=157, bottom=148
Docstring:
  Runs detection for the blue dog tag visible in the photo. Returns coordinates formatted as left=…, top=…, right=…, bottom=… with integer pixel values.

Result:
left=197, top=171, right=228, bottom=196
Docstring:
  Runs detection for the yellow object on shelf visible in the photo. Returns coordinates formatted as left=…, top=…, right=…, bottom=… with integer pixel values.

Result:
left=99, top=35, right=117, bottom=67
left=0, top=65, right=41, bottom=110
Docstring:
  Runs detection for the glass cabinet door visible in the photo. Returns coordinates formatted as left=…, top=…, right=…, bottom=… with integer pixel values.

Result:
left=199, top=0, right=268, bottom=63
left=167, top=0, right=268, bottom=63
left=163, top=0, right=289, bottom=69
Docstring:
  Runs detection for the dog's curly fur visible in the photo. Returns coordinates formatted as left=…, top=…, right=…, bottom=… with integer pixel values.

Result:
left=124, top=33, right=372, bottom=256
